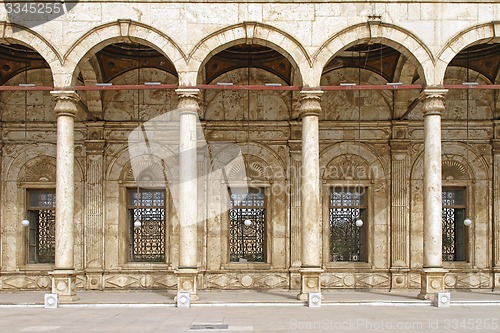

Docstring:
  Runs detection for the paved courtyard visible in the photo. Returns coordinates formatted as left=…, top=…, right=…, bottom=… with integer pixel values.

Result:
left=0, top=290, right=499, bottom=332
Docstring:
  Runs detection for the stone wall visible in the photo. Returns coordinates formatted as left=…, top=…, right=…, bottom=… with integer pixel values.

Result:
left=0, top=1, right=498, bottom=291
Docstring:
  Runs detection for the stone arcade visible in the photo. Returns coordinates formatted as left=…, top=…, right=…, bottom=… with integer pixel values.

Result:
left=0, top=1, right=499, bottom=302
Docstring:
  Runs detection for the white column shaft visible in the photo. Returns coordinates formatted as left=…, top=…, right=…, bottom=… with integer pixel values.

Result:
left=300, top=91, right=322, bottom=268
left=52, top=92, right=79, bottom=271
left=179, top=110, right=198, bottom=267
left=421, top=89, right=447, bottom=268
left=423, top=114, right=442, bottom=267
left=176, top=89, right=200, bottom=269
left=56, top=114, right=75, bottom=269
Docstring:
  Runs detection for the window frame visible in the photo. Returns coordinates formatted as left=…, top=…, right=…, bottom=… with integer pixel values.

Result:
left=322, top=182, right=373, bottom=268
left=24, top=187, right=56, bottom=267
left=223, top=184, right=272, bottom=269
left=441, top=186, right=469, bottom=263
left=123, top=186, right=170, bottom=266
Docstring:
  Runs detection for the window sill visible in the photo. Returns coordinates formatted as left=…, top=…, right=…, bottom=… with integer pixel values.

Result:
left=122, top=262, right=171, bottom=270
left=222, top=262, right=271, bottom=270
left=443, top=261, right=473, bottom=270
left=324, top=262, right=373, bottom=270
left=21, top=264, right=55, bottom=271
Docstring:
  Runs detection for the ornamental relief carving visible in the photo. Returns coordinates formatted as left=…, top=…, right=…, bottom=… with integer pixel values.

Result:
left=225, top=155, right=271, bottom=181
left=123, top=157, right=168, bottom=183
left=442, top=159, right=468, bottom=180
left=323, top=154, right=370, bottom=180
left=20, top=156, right=56, bottom=183
left=320, top=273, right=390, bottom=289
left=204, top=273, right=288, bottom=289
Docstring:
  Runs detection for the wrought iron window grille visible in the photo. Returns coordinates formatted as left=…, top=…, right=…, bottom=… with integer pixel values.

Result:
left=329, top=187, right=367, bottom=262
left=229, top=188, right=266, bottom=263
left=442, top=188, right=467, bottom=262
left=128, top=188, right=166, bottom=262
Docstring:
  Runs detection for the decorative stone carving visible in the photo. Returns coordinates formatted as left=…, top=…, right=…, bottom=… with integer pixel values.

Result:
left=205, top=273, right=288, bottom=289
left=323, top=154, right=369, bottom=180
left=21, top=156, right=57, bottom=183
left=320, top=272, right=390, bottom=289
left=104, top=273, right=177, bottom=289
left=442, top=159, right=468, bottom=180
left=225, top=155, right=270, bottom=181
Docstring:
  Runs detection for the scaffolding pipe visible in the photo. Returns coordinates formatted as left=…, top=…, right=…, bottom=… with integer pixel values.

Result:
left=0, top=84, right=499, bottom=92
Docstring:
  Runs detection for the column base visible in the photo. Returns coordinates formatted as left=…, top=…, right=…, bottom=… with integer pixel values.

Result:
left=297, top=267, right=323, bottom=301
left=175, top=268, right=199, bottom=301
left=417, top=268, right=447, bottom=300
left=49, top=270, right=79, bottom=302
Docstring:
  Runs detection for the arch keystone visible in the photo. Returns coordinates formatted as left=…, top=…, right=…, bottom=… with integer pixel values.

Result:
left=368, top=18, right=382, bottom=41
left=118, top=19, right=132, bottom=38
left=243, top=21, right=257, bottom=44
left=494, top=21, right=500, bottom=39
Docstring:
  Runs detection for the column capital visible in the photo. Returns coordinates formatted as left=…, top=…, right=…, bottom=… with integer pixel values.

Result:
left=299, top=90, right=323, bottom=117
left=176, top=88, right=200, bottom=116
left=51, top=91, right=80, bottom=117
left=419, top=88, right=448, bottom=116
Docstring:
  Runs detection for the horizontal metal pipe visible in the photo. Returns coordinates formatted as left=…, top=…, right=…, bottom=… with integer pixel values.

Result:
left=0, top=84, right=499, bottom=92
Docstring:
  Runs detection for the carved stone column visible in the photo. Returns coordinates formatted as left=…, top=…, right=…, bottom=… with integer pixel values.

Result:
left=297, top=91, right=323, bottom=301
left=50, top=91, right=80, bottom=301
left=175, top=89, right=200, bottom=300
left=493, top=131, right=500, bottom=290
left=417, top=88, right=448, bottom=300
left=390, top=123, right=411, bottom=289
left=84, top=123, right=105, bottom=290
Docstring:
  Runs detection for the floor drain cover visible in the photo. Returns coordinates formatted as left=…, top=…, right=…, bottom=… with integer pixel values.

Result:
left=190, top=324, right=229, bottom=330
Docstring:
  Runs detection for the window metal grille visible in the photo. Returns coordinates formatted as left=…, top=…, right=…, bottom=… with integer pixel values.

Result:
left=329, top=187, right=366, bottom=262
left=128, top=189, right=166, bottom=262
left=27, top=189, right=56, bottom=264
left=229, top=188, right=265, bottom=262
left=442, top=188, right=466, bottom=261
